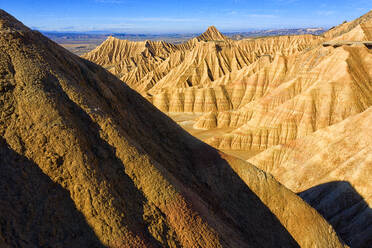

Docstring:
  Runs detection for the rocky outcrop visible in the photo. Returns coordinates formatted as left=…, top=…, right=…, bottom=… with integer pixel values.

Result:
left=0, top=10, right=347, bottom=248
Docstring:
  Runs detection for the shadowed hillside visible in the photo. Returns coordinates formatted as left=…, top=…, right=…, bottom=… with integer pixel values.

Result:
left=299, top=181, right=372, bottom=248
left=0, top=138, right=105, bottom=247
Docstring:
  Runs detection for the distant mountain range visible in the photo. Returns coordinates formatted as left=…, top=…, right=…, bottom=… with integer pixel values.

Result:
left=43, top=27, right=326, bottom=44
left=225, top=27, right=326, bottom=39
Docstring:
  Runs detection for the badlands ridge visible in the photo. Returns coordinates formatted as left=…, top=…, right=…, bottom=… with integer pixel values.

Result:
left=84, top=10, right=372, bottom=248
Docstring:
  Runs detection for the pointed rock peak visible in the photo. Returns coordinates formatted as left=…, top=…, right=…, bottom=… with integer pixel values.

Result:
left=206, top=25, right=219, bottom=33
left=197, top=25, right=229, bottom=41
left=0, top=9, right=29, bottom=33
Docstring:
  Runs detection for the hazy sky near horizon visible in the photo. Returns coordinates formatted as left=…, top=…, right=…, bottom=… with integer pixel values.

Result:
left=1, top=0, right=371, bottom=33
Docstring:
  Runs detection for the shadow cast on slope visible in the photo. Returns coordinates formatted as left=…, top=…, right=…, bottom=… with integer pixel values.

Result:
left=53, top=58, right=300, bottom=246
left=76, top=68, right=303, bottom=246
left=186, top=143, right=302, bottom=247
left=39, top=73, right=172, bottom=248
left=0, top=137, right=105, bottom=248
left=299, top=181, right=372, bottom=248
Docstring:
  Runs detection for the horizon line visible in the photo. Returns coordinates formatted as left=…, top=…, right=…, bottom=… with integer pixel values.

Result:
left=37, top=26, right=330, bottom=35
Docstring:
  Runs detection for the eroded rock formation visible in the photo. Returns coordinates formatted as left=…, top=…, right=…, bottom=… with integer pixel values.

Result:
left=206, top=44, right=372, bottom=150
left=84, top=9, right=372, bottom=248
left=0, top=10, right=346, bottom=248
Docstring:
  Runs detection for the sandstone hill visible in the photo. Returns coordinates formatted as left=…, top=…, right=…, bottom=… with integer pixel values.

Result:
left=0, top=10, right=347, bottom=248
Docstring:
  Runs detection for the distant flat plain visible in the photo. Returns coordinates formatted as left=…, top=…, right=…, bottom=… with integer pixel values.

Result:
left=45, top=27, right=325, bottom=55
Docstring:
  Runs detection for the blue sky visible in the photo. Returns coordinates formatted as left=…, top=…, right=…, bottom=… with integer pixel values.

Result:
left=1, top=0, right=371, bottom=33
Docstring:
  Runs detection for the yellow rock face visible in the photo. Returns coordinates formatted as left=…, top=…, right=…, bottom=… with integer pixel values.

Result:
left=0, top=10, right=347, bottom=248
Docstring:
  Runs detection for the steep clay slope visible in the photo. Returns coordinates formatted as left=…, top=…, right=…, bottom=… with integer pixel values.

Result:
left=0, top=10, right=346, bottom=248
left=0, top=137, right=105, bottom=248
left=333, top=19, right=372, bottom=42
left=248, top=107, right=372, bottom=248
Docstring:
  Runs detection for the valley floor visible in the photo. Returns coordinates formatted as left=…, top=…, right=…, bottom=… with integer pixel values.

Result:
left=168, top=113, right=263, bottom=160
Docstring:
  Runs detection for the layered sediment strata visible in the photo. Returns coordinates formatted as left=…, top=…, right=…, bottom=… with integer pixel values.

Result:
left=205, top=44, right=372, bottom=150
